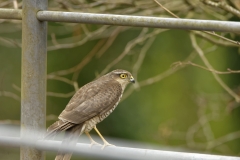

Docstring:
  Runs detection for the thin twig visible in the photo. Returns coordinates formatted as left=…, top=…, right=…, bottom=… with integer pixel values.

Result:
left=49, top=39, right=106, bottom=77
left=0, top=91, right=20, bottom=101
left=171, top=61, right=240, bottom=74
left=0, top=36, right=21, bottom=48
left=47, top=91, right=75, bottom=98
left=194, top=31, right=239, bottom=47
left=153, top=0, right=179, bottom=18
left=47, top=75, right=75, bottom=86
left=123, top=51, right=197, bottom=100
left=201, top=0, right=240, bottom=18
left=132, top=35, right=156, bottom=89
left=96, top=26, right=123, bottom=58
left=207, top=130, right=240, bottom=150
left=153, top=0, right=240, bottom=47
left=13, top=0, right=18, bottom=9
left=190, top=33, right=240, bottom=102
left=100, top=28, right=166, bottom=76
left=47, top=26, right=109, bottom=51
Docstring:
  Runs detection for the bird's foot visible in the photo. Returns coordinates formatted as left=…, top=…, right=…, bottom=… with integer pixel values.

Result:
left=101, top=142, right=115, bottom=150
left=90, top=140, right=101, bottom=148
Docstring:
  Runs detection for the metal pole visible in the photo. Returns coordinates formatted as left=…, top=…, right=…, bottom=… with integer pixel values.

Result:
left=0, top=135, right=240, bottom=160
left=21, top=0, right=47, bottom=160
left=37, top=11, right=240, bottom=33
left=0, top=9, right=22, bottom=20
left=1, top=9, right=240, bottom=33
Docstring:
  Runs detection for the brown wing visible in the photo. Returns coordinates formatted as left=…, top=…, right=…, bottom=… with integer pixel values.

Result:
left=58, top=78, right=122, bottom=124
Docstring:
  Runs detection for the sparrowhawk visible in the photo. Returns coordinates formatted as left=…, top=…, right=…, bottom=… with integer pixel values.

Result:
left=45, top=69, right=135, bottom=160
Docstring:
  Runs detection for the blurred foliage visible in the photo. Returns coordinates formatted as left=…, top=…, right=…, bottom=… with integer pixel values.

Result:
left=0, top=0, right=240, bottom=159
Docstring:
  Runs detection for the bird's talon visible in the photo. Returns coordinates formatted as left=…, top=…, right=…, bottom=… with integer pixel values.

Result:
left=101, top=143, right=115, bottom=150
left=90, top=141, right=101, bottom=148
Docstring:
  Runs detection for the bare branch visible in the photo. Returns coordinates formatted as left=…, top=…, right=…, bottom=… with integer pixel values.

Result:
left=132, top=36, right=156, bottom=89
left=47, top=75, right=75, bottom=86
left=194, top=31, right=239, bottom=47
left=96, top=26, right=123, bottom=58
left=153, top=0, right=179, bottom=18
left=207, top=130, right=240, bottom=150
left=0, top=91, right=20, bottom=101
left=99, top=28, right=148, bottom=76
left=13, top=0, right=18, bottom=9
left=50, top=33, right=59, bottom=46
left=0, top=36, right=21, bottom=48
left=201, top=0, right=240, bottom=18
left=47, top=25, right=109, bottom=51
left=123, top=51, right=197, bottom=100
left=172, top=61, right=240, bottom=74
left=48, top=39, right=106, bottom=77
left=12, top=84, right=20, bottom=92
left=153, top=0, right=240, bottom=47
left=190, top=33, right=240, bottom=102
left=47, top=91, right=75, bottom=98
left=100, top=28, right=167, bottom=76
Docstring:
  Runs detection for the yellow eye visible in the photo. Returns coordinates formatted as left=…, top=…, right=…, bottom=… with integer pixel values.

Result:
left=120, top=74, right=128, bottom=79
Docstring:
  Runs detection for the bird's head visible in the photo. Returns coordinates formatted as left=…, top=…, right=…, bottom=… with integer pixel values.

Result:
left=109, top=69, right=135, bottom=89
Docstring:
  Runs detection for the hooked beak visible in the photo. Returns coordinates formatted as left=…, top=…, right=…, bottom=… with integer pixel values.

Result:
left=130, top=76, right=135, bottom=83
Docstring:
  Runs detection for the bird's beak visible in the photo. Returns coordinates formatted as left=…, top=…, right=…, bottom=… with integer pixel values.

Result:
left=130, top=76, right=135, bottom=83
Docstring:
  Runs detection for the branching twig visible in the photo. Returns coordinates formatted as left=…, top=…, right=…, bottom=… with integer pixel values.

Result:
left=207, top=130, right=240, bottom=150
left=123, top=51, right=197, bottom=100
left=47, top=26, right=109, bottom=51
left=99, top=28, right=148, bottom=76
left=47, top=75, right=75, bottom=86
left=0, top=36, right=21, bottom=48
left=153, top=0, right=240, bottom=103
left=153, top=0, right=240, bottom=47
left=201, top=0, right=240, bottom=18
left=96, top=26, right=123, bottom=58
left=48, top=39, right=106, bottom=77
left=100, top=28, right=167, bottom=76
left=194, top=31, right=239, bottom=47
left=0, top=91, right=20, bottom=101
left=172, top=61, right=240, bottom=74
left=132, top=36, right=155, bottom=89
left=190, top=33, right=240, bottom=102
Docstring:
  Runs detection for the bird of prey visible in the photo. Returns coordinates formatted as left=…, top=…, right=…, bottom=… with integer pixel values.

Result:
left=45, top=69, right=135, bottom=160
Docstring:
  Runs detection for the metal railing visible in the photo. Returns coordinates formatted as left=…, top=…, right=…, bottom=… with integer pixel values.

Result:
left=0, top=126, right=240, bottom=160
left=0, top=0, right=240, bottom=159
left=1, top=9, right=240, bottom=33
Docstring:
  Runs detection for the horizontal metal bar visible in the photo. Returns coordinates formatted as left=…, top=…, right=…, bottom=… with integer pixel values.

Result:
left=37, top=11, right=240, bottom=33
left=0, top=9, right=22, bottom=20
left=0, top=136, right=240, bottom=160
left=0, top=9, right=240, bottom=33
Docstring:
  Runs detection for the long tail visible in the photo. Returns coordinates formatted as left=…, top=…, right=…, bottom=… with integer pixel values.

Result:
left=55, top=123, right=85, bottom=160
left=44, top=120, right=75, bottom=140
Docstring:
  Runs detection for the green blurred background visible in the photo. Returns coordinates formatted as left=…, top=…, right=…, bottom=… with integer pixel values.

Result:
left=0, top=0, right=240, bottom=159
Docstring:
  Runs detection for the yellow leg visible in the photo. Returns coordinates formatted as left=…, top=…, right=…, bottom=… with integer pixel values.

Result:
left=94, top=126, right=115, bottom=149
left=85, top=132, right=101, bottom=147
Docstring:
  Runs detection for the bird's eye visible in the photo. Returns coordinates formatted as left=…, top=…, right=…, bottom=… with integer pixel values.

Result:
left=120, top=74, right=127, bottom=79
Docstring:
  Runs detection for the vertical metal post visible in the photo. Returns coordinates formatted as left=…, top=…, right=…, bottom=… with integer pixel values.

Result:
left=21, top=0, right=47, bottom=160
